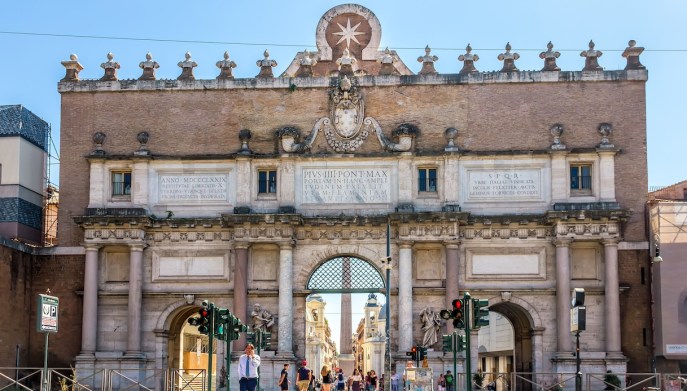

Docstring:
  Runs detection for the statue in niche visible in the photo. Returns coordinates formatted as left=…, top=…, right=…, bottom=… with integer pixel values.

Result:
left=312, top=309, right=319, bottom=321
left=251, top=303, right=275, bottom=332
left=419, top=307, right=442, bottom=347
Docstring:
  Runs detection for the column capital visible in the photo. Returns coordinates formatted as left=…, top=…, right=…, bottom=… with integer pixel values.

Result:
left=443, top=240, right=461, bottom=248
left=234, top=242, right=252, bottom=250
left=602, top=238, right=620, bottom=246
left=279, top=240, right=295, bottom=250
left=553, top=238, right=572, bottom=247
left=129, top=243, right=147, bottom=252
left=398, top=241, right=413, bottom=249
left=83, top=243, right=102, bottom=251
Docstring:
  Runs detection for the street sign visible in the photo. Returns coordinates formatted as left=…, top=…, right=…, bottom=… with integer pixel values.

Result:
left=570, top=306, right=586, bottom=333
left=37, top=294, right=59, bottom=333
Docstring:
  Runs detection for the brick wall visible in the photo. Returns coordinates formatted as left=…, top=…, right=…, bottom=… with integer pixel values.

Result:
left=0, top=244, right=83, bottom=368
left=618, top=249, right=652, bottom=372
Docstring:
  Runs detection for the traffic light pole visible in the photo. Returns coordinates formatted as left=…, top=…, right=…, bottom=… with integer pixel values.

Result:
left=255, top=330, right=263, bottom=391
left=464, top=292, right=472, bottom=391
left=207, top=303, right=215, bottom=391
left=575, top=331, right=581, bottom=391
left=452, top=331, right=457, bottom=391
left=226, top=329, right=232, bottom=391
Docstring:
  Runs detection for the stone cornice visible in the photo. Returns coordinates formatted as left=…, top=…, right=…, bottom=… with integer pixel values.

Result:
left=58, top=70, right=648, bottom=94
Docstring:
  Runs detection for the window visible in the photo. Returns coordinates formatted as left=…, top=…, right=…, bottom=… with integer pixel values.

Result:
left=418, top=168, right=437, bottom=192
left=111, top=171, right=132, bottom=196
left=258, top=170, right=277, bottom=194
left=570, top=164, right=592, bottom=193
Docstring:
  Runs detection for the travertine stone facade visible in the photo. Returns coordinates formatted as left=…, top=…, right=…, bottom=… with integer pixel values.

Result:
left=57, top=3, right=651, bottom=390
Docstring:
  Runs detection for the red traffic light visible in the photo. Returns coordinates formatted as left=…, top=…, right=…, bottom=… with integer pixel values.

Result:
left=411, top=346, right=417, bottom=353
left=199, top=309, right=209, bottom=317
left=452, top=299, right=462, bottom=310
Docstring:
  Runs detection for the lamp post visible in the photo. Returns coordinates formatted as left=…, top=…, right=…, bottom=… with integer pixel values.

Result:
left=384, top=219, right=392, bottom=391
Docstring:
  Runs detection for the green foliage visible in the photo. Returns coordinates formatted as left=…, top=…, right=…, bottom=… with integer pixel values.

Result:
left=473, top=372, right=484, bottom=389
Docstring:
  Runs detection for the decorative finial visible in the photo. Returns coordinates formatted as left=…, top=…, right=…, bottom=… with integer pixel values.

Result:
left=238, top=129, right=253, bottom=154
left=597, top=123, right=614, bottom=148
left=216, top=51, right=237, bottom=80
left=61, top=53, right=84, bottom=81
left=138, top=52, right=160, bottom=80
left=99, top=52, right=120, bottom=81
left=498, top=42, right=520, bottom=72
left=378, top=47, right=399, bottom=76
left=91, top=132, right=106, bottom=155
left=549, top=124, right=566, bottom=150
left=622, top=40, right=645, bottom=70
left=580, top=40, right=603, bottom=71
left=177, top=51, right=198, bottom=81
left=135, top=131, right=150, bottom=156
left=458, top=44, right=479, bottom=75
left=444, top=127, right=460, bottom=152
left=336, top=48, right=358, bottom=77
left=539, top=41, right=561, bottom=71
left=296, top=49, right=318, bottom=77
left=417, top=45, right=439, bottom=76
left=256, top=49, right=278, bottom=78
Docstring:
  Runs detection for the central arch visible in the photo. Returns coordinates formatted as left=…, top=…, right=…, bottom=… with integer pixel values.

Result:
left=307, top=255, right=386, bottom=293
left=305, top=255, right=387, bottom=378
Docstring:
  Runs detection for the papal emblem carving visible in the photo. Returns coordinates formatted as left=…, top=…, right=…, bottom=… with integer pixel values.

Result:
left=324, top=75, right=369, bottom=152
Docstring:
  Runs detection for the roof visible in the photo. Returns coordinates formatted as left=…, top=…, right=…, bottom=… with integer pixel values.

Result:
left=0, top=105, right=50, bottom=151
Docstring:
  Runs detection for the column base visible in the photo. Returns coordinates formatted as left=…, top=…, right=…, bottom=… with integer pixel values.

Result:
left=338, top=354, right=355, bottom=375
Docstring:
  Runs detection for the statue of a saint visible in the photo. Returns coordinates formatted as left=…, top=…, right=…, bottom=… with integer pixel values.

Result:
left=251, top=303, right=275, bottom=332
left=420, top=307, right=442, bottom=347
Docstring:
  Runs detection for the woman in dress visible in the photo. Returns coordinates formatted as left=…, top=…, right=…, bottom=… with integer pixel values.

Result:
left=349, top=369, right=363, bottom=391
left=369, top=370, right=378, bottom=391
left=278, top=364, right=290, bottom=391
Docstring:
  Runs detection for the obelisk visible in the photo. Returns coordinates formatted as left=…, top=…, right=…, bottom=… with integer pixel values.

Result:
left=339, top=258, right=354, bottom=375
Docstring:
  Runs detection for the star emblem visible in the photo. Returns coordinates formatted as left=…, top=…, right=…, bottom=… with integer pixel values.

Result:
left=333, top=18, right=365, bottom=47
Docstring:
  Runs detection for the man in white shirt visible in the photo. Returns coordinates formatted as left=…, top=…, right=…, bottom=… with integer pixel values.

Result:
left=238, top=343, right=261, bottom=391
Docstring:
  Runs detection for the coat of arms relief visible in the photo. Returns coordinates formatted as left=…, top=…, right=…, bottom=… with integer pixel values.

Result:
left=277, top=75, right=416, bottom=154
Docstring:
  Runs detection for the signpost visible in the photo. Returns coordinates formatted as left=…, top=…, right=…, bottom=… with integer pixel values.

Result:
left=37, top=294, right=58, bottom=391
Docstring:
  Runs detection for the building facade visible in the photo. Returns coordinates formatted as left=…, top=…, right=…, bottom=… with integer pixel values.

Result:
left=0, top=105, right=50, bottom=245
left=56, top=4, right=651, bottom=390
left=649, top=182, right=687, bottom=374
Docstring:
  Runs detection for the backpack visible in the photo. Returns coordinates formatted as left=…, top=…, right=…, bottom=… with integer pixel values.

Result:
left=338, top=373, right=344, bottom=383
left=445, top=375, right=453, bottom=385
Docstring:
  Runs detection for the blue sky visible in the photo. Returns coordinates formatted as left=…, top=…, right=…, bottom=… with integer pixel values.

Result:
left=0, top=1, right=683, bottom=188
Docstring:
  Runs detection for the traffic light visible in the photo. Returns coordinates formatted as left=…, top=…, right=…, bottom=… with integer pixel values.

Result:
left=451, top=299, right=465, bottom=328
left=216, top=308, right=232, bottom=324
left=229, top=316, right=248, bottom=341
left=456, top=334, right=465, bottom=352
left=188, top=302, right=212, bottom=334
left=406, top=346, right=418, bottom=361
left=419, top=346, right=427, bottom=360
left=215, top=322, right=226, bottom=340
left=246, top=331, right=255, bottom=345
left=442, top=334, right=453, bottom=352
left=263, top=332, right=272, bottom=349
left=472, top=299, right=489, bottom=328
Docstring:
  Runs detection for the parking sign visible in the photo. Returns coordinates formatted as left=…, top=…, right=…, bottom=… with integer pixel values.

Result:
left=37, top=294, right=59, bottom=333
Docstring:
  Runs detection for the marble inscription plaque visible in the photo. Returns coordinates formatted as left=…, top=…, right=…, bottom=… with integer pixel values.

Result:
left=472, top=254, right=539, bottom=275
left=302, top=168, right=391, bottom=204
left=468, top=169, right=541, bottom=201
left=159, top=174, right=228, bottom=202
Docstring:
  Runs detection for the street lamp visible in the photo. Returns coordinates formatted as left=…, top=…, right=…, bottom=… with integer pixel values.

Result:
left=383, top=255, right=392, bottom=391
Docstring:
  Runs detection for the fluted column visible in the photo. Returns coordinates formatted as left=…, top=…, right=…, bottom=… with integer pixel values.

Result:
left=81, top=244, right=100, bottom=355
left=444, top=240, right=460, bottom=333
left=554, top=239, right=573, bottom=352
left=603, top=239, right=622, bottom=354
left=126, top=244, right=145, bottom=355
left=398, top=242, right=413, bottom=352
left=234, top=243, right=250, bottom=348
left=277, top=242, right=294, bottom=354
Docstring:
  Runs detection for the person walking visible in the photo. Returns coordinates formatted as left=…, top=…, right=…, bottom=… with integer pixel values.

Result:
left=437, top=374, right=445, bottom=391
left=336, top=369, right=346, bottom=391
left=444, top=371, right=454, bottom=391
left=238, top=343, right=261, bottom=391
left=322, top=366, right=333, bottom=391
left=349, top=369, right=363, bottom=391
left=278, top=364, right=291, bottom=391
left=391, top=370, right=401, bottom=391
left=297, top=360, right=312, bottom=391
left=369, top=370, right=378, bottom=391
